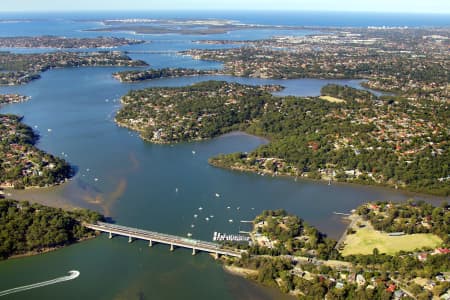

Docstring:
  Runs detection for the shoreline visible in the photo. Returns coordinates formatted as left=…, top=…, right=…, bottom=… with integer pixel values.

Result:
left=114, top=103, right=445, bottom=201
left=208, top=159, right=448, bottom=200
left=1, top=182, right=85, bottom=211
left=222, top=264, right=258, bottom=278
left=0, top=178, right=69, bottom=191
left=113, top=71, right=226, bottom=83
left=6, top=235, right=98, bottom=261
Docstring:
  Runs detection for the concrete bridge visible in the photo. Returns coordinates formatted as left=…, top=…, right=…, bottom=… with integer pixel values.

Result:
left=84, top=222, right=243, bottom=258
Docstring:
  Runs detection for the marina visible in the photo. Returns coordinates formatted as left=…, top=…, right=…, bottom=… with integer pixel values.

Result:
left=0, top=11, right=445, bottom=300
left=213, top=232, right=251, bottom=243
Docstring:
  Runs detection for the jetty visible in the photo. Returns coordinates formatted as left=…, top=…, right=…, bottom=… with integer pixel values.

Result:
left=213, top=231, right=250, bottom=242
left=84, top=222, right=243, bottom=258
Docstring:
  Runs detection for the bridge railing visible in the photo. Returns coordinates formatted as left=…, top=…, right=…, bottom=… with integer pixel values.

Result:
left=84, top=222, right=244, bottom=258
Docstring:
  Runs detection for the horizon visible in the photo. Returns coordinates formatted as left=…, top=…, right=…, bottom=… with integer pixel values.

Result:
left=1, top=9, right=449, bottom=16
left=1, top=0, right=449, bottom=14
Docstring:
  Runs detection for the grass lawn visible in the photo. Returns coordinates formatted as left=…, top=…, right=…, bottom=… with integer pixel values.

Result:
left=341, top=227, right=443, bottom=256
left=319, top=95, right=346, bottom=103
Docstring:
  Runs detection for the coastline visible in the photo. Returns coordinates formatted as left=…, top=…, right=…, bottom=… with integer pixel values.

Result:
left=114, top=102, right=446, bottom=200
left=1, top=182, right=84, bottom=211
left=208, top=158, right=449, bottom=200
left=6, top=235, right=98, bottom=261
left=113, top=71, right=226, bottom=83
left=0, top=178, right=69, bottom=190
left=223, top=264, right=258, bottom=278
left=1, top=13, right=448, bottom=300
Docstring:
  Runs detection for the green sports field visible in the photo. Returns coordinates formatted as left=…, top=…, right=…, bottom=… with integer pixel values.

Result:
left=341, top=227, right=442, bottom=256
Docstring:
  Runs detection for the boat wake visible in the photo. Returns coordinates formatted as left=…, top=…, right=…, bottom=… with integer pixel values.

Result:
left=0, top=270, right=80, bottom=297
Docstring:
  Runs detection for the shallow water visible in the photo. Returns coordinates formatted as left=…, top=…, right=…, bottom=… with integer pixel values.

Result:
left=0, top=14, right=446, bottom=300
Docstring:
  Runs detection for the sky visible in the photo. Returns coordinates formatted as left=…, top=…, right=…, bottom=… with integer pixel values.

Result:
left=1, top=0, right=449, bottom=14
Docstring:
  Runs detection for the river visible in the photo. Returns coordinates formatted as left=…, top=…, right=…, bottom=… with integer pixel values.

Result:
left=0, top=14, right=446, bottom=300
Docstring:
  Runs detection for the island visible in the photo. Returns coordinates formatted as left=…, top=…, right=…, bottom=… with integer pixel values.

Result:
left=0, top=36, right=144, bottom=49
left=182, top=27, right=449, bottom=101
left=0, top=114, right=73, bottom=189
left=0, top=94, right=30, bottom=105
left=113, top=67, right=217, bottom=83
left=84, top=18, right=305, bottom=35
left=222, top=202, right=449, bottom=299
left=0, top=199, right=103, bottom=260
left=0, top=51, right=147, bottom=85
left=115, top=81, right=448, bottom=196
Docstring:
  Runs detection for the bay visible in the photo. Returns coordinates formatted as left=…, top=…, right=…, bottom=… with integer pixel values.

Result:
left=0, top=14, right=446, bottom=300
left=1, top=65, right=441, bottom=300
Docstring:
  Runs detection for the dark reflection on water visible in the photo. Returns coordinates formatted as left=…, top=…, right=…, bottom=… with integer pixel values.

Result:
left=0, top=18, right=446, bottom=299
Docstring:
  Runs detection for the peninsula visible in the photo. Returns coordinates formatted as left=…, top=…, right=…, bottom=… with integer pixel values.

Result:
left=115, top=81, right=448, bottom=196
left=0, top=199, right=103, bottom=260
left=224, top=202, right=449, bottom=299
left=85, top=18, right=304, bottom=35
left=113, top=67, right=217, bottom=83
left=0, top=114, right=73, bottom=189
left=0, top=36, right=144, bottom=49
left=182, top=27, right=449, bottom=101
left=0, top=51, right=147, bottom=85
left=115, top=81, right=281, bottom=143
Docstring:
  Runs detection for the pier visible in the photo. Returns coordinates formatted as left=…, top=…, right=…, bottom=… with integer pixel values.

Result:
left=84, top=222, right=243, bottom=258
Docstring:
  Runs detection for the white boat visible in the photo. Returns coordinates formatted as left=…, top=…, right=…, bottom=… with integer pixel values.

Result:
left=187, top=233, right=192, bottom=237
left=205, top=217, right=209, bottom=221
left=215, top=193, right=220, bottom=198
left=228, top=219, right=233, bottom=223
left=193, top=214, right=198, bottom=218
left=198, top=207, right=203, bottom=211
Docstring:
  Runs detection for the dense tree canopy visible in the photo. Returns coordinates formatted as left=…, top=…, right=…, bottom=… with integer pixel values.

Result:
left=0, top=199, right=103, bottom=260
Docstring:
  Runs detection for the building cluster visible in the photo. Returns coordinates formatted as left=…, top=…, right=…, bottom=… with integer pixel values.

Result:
left=113, top=68, right=216, bottom=83
left=184, top=27, right=449, bottom=101
left=0, top=94, right=30, bottom=105
left=292, top=265, right=412, bottom=300
left=0, top=36, right=144, bottom=49
left=0, top=115, right=68, bottom=188
left=116, top=82, right=279, bottom=144
left=0, top=51, right=147, bottom=85
left=330, top=98, right=447, bottom=158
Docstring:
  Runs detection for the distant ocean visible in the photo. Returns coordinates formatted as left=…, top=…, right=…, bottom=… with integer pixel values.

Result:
left=0, top=11, right=449, bottom=27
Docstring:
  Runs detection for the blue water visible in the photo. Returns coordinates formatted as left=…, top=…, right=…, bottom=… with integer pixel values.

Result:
left=1, top=11, right=449, bottom=27
left=0, top=12, right=447, bottom=300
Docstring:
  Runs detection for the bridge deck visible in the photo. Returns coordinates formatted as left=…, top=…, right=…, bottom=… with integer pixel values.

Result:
left=84, top=222, right=242, bottom=258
